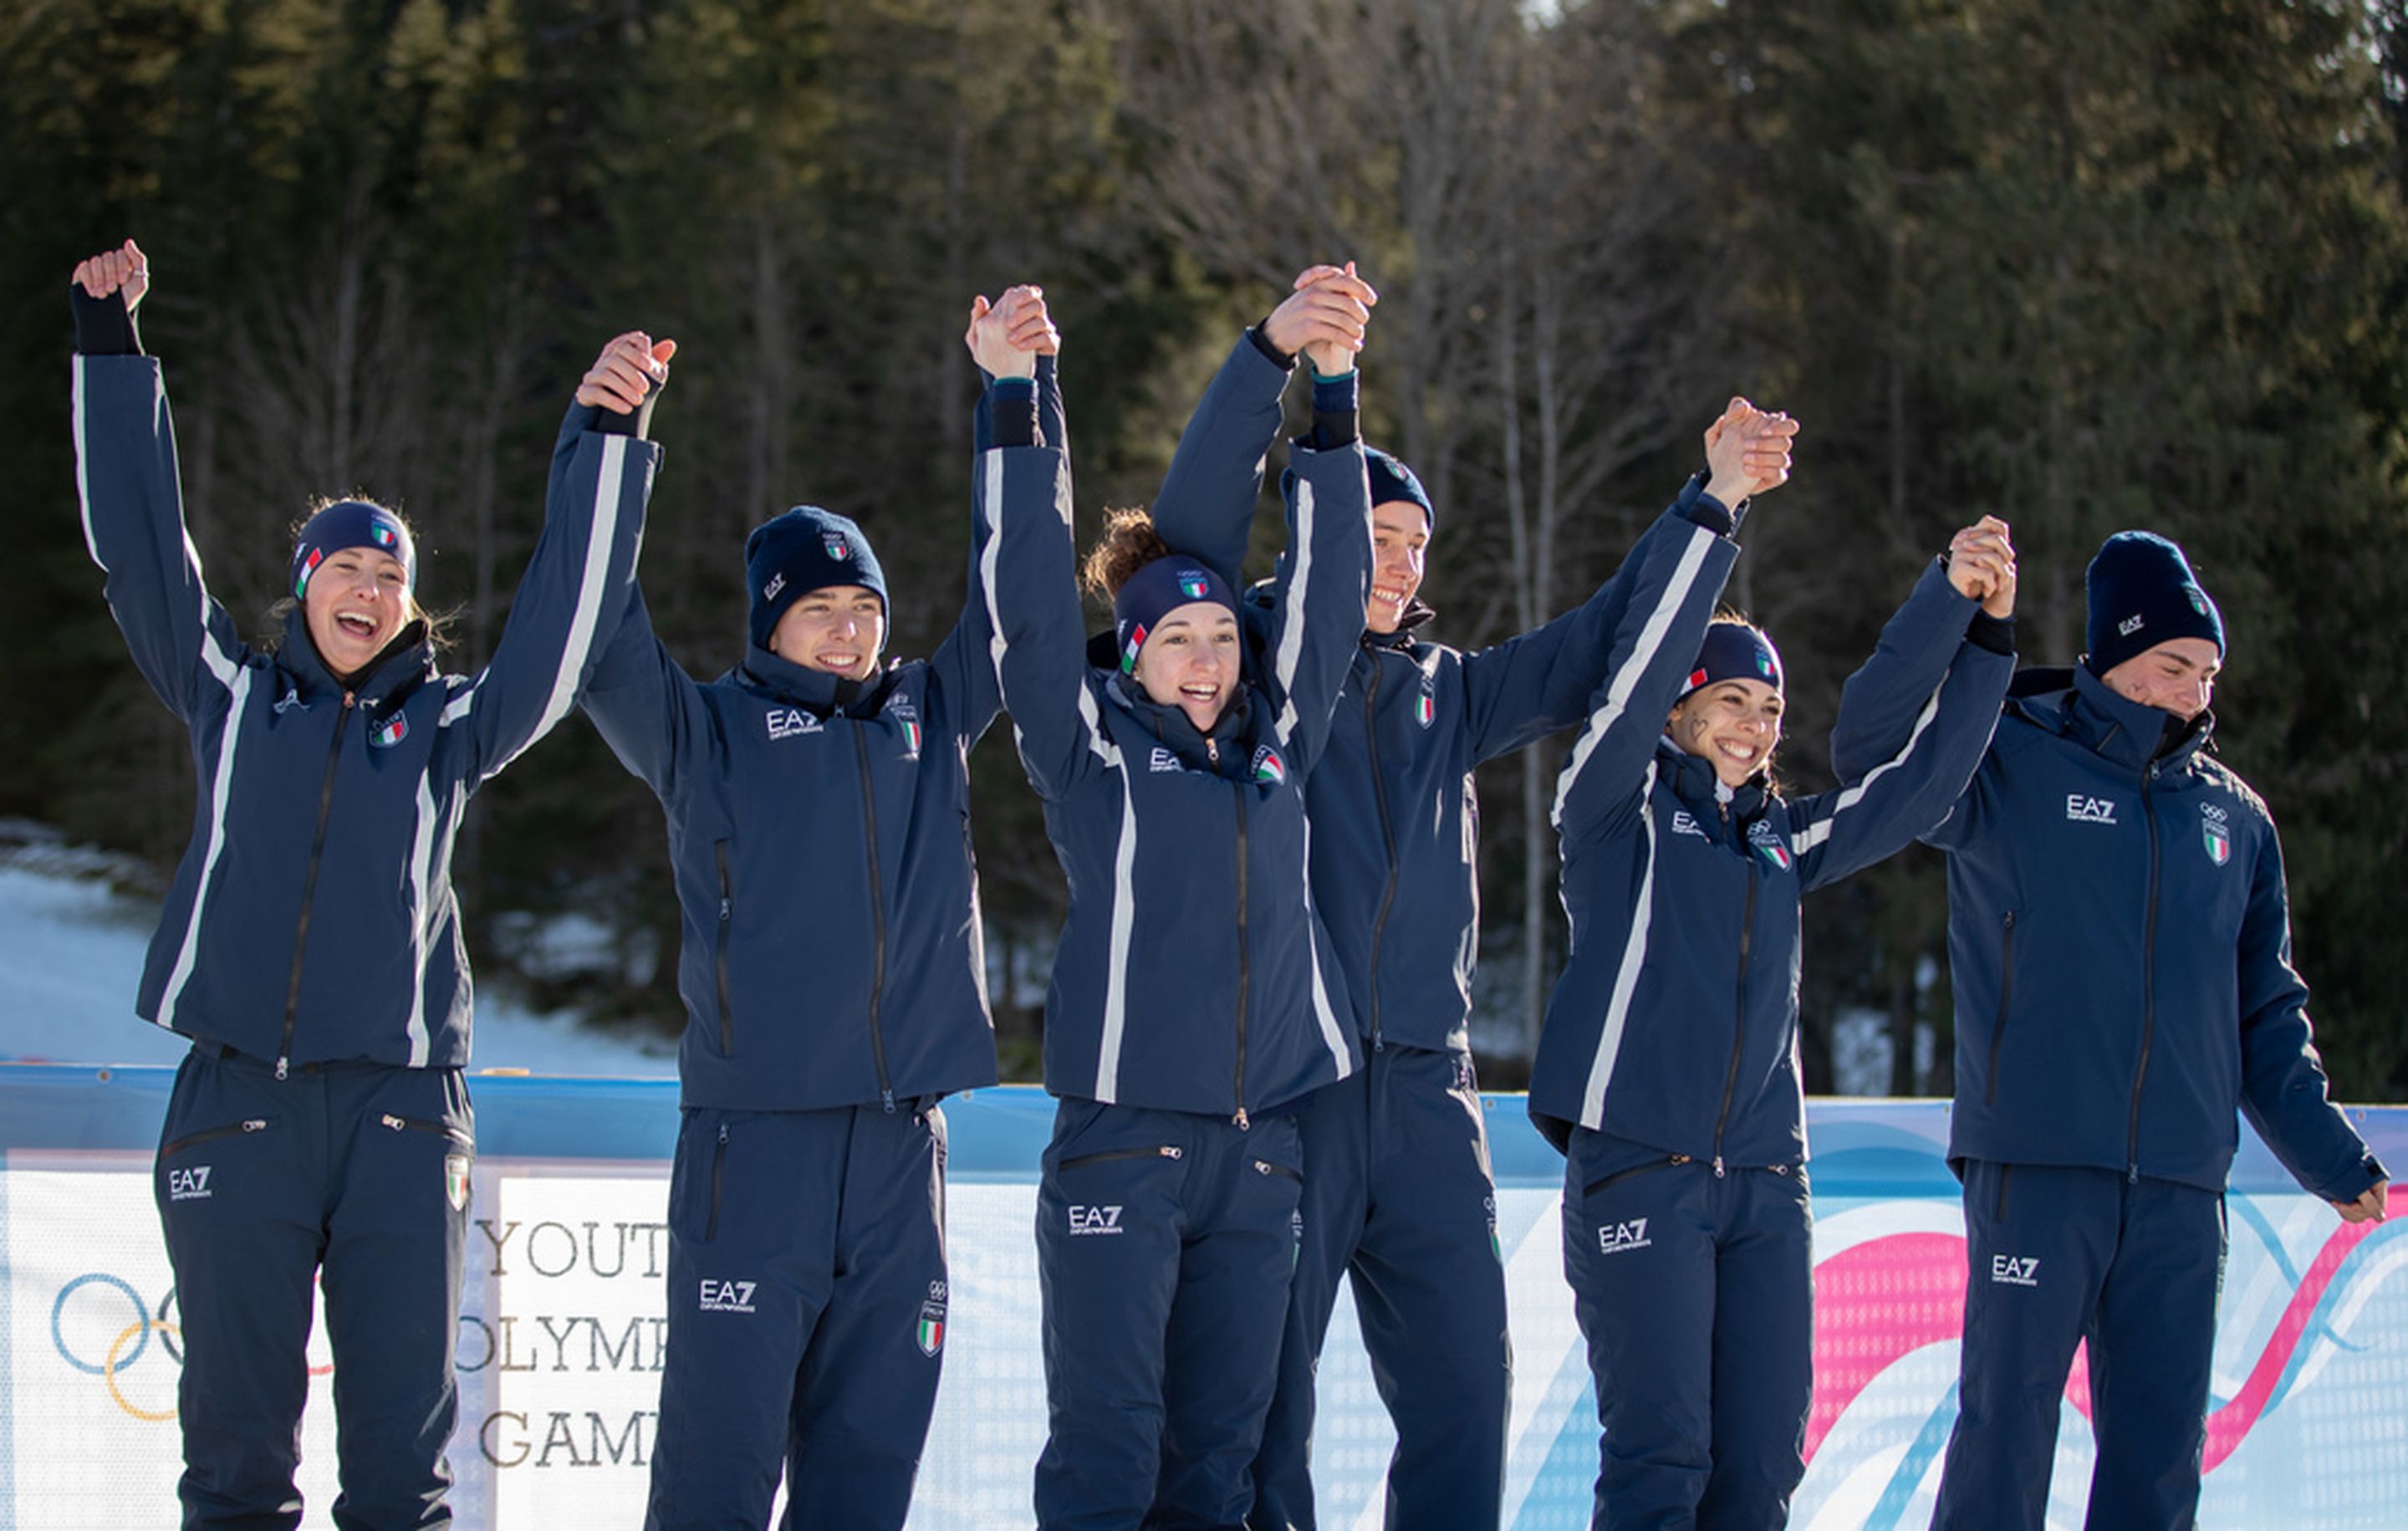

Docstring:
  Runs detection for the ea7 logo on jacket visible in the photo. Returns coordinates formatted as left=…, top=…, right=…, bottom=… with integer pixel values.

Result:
left=2065, top=794, right=2118, bottom=825
left=766, top=707, right=823, bottom=741
left=2201, top=802, right=2232, bottom=867
left=167, top=1166, right=212, bottom=1202
left=1598, top=1217, right=1652, bottom=1255
left=1670, top=809, right=1710, bottom=840
left=698, top=1278, right=758, bottom=1313
left=1991, top=1254, right=2041, bottom=1287
left=1149, top=747, right=1183, bottom=773
left=1067, top=1204, right=1125, bottom=1236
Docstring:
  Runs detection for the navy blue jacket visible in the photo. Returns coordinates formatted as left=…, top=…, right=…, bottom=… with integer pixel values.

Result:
left=1150, top=334, right=1721, bottom=1054
left=989, top=384, right=1371, bottom=1120
left=1531, top=545, right=2012, bottom=1168
left=1920, top=665, right=2383, bottom=1199
left=74, top=355, right=656, bottom=1071
left=579, top=392, right=1024, bottom=1113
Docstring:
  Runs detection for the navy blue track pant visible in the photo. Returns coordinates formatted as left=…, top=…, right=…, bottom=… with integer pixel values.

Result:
left=1559, top=1129, right=1812, bottom=1530
left=1251, top=1045, right=1511, bottom=1530
left=156, top=1047, right=473, bottom=1531
left=1932, top=1161, right=2226, bottom=1531
left=1033, top=1099, right=1306, bottom=1531
left=645, top=1102, right=949, bottom=1530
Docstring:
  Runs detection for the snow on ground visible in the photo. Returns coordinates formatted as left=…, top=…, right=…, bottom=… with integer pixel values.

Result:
left=0, top=828, right=673, bottom=1076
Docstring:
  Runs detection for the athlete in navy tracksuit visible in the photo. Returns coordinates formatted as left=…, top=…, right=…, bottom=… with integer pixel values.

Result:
left=982, top=289, right=1370, bottom=1530
left=69, top=241, right=661, bottom=1529
left=1532, top=407, right=2017, bottom=1529
left=577, top=295, right=1064, bottom=1528
left=1144, top=271, right=1758, bottom=1530
left=1921, top=531, right=2386, bottom=1531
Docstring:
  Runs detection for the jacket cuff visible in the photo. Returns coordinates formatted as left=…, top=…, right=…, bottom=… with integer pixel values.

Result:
left=69, top=284, right=142, bottom=356
left=1965, top=610, right=2017, bottom=656
left=587, top=377, right=666, bottom=441
left=1304, top=370, right=1358, bottom=451
left=1246, top=324, right=1299, bottom=372
left=1679, top=473, right=1739, bottom=537
left=987, top=378, right=1038, bottom=448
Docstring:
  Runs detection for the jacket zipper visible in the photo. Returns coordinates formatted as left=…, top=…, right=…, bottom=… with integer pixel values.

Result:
left=1232, top=779, right=1252, bottom=1130
left=853, top=729, right=895, bottom=1113
left=1059, top=1144, right=1186, bottom=1172
left=1710, top=824, right=1758, bottom=1178
left=1583, top=1153, right=1691, bottom=1200
left=278, top=690, right=356, bottom=1079
left=714, top=841, right=736, bottom=1054
left=1985, top=911, right=2017, bottom=1105
left=2127, top=769, right=2161, bottom=1181
left=379, top=1113, right=472, bottom=1148
left=1362, top=659, right=1400, bottom=1053
left=1252, top=1157, right=1303, bottom=1183
left=706, top=1121, right=727, bottom=1241
left=161, top=1118, right=269, bottom=1157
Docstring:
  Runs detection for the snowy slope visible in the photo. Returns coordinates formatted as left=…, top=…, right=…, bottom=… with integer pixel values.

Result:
left=0, top=828, right=672, bottom=1075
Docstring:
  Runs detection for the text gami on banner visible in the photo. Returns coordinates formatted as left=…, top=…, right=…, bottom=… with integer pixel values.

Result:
left=6, top=1068, right=2405, bottom=1529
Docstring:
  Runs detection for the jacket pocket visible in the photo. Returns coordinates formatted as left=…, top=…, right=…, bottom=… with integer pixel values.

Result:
left=1251, top=1157, right=1303, bottom=1184
left=161, top=1118, right=273, bottom=1157
left=377, top=1112, right=475, bottom=1151
left=1059, top=1145, right=1185, bottom=1173
left=714, top=839, right=736, bottom=1054
left=1582, top=1154, right=1691, bottom=1201
left=1985, top=911, right=2018, bottom=1106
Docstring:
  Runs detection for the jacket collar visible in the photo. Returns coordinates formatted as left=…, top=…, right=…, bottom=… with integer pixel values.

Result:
left=2009, top=664, right=2214, bottom=777
left=1656, top=736, right=1770, bottom=827
left=1363, top=597, right=1437, bottom=652
left=1105, top=670, right=1255, bottom=776
left=734, top=644, right=893, bottom=717
left=278, top=609, right=433, bottom=707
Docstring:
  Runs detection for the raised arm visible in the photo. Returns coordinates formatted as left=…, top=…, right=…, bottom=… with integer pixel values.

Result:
left=1250, top=380, right=1372, bottom=778
left=967, top=287, right=1090, bottom=799
left=69, top=241, right=255, bottom=724
left=1789, top=526, right=2017, bottom=892
left=449, top=332, right=670, bottom=784
left=1150, top=264, right=1375, bottom=587
left=1549, top=401, right=1783, bottom=845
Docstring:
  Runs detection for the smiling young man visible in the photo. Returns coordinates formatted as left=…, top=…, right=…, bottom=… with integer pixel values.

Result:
left=1921, top=530, right=2388, bottom=1530
left=578, top=287, right=1063, bottom=1529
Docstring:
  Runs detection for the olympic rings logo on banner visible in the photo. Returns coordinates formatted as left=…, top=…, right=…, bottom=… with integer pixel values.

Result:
left=50, top=1272, right=334, bottom=1422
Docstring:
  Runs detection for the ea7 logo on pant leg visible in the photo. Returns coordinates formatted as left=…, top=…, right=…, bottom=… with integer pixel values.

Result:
left=1990, top=1255, right=2041, bottom=1287
left=167, top=1166, right=212, bottom=1202
left=1597, top=1217, right=1651, bottom=1255
left=1067, top=1204, right=1125, bottom=1236
left=698, top=1278, right=759, bottom=1313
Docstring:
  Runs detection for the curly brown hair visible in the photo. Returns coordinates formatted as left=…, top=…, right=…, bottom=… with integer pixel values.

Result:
left=1079, top=507, right=1171, bottom=602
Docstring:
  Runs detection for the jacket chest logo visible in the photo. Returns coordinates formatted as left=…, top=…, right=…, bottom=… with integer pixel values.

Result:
left=2064, top=794, right=2118, bottom=825
left=2201, top=802, right=2232, bottom=866
left=1669, top=809, right=1711, bottom=840
left=370, top=713, right=408, bottom=748
left=1148, top=747, right=1185, bottom=774
left=885, top=697, right=921, bottom=758
left=766, top=707, right=823, bottom=741
left=1415, top=675, right=1436, bottom=729
left=1747, top=819, right=1793, bottom=872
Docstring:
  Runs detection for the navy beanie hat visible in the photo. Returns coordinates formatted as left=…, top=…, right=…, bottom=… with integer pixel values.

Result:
left=1111, top=555, right=1240, bottom=674
left=2084, top=530, right=2224, bottom=677
left=1679, top=620, right=1783, bottom=701
left=746, top=506, right=887, bottom=651
left=1363, top=447, right=1434, bottom=530
left=292, top=500, right=416, bottom=598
